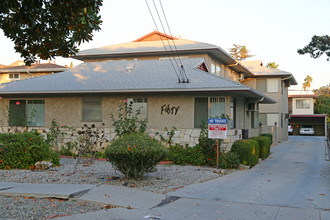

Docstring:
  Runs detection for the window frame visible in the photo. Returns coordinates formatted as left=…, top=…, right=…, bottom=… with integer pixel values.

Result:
left=194, top=96, right=226, bottom=128
left=8, top=73, right=20, bottom=80
left=126, top=97, right=148, bottom=120
left=296, top=99, right=310, bottom=109
left=9, top=99, right=45, bottom=127
left=82, top=97, right=103, bottom=122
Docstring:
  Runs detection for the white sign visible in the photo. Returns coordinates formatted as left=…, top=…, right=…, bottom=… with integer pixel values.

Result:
left=208, top=123, right=227, bottom=139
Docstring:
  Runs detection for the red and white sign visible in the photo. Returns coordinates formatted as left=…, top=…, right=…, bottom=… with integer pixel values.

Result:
left=208, top=124, right=227, bottom=139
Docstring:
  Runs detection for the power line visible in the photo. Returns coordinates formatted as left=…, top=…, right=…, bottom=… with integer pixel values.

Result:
left=145, top=0, right=180, bottom=82
left=145, top=0, right=189, bottom=83
left=158, top=0, right=189, bottom=83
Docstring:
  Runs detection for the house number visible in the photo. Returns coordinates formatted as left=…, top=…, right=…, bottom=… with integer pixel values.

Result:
left=161, top=104, right=180, bottom=115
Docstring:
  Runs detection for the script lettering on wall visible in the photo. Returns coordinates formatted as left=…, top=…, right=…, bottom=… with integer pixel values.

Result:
left=161, top=104, right=180, bottom=115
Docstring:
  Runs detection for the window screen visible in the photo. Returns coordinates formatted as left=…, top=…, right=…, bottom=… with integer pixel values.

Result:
left=82, top=98, right=102, bottom=122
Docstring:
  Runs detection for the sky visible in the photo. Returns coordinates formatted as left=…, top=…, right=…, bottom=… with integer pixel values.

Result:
left=0, top=0, right=329, bottom=92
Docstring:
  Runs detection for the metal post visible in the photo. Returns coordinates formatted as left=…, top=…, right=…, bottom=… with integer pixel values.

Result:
left=217, top=139, right=219, bottom=169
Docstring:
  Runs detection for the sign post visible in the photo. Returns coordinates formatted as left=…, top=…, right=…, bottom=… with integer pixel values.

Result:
left=208, top=118, right=227, bottom=169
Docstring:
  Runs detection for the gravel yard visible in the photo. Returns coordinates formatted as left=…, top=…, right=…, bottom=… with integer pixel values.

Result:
left=0, top=158, right=236, bottom=219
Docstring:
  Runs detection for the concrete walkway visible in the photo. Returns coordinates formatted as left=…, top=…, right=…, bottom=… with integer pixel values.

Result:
left=0, top=136, right=329, bottom=219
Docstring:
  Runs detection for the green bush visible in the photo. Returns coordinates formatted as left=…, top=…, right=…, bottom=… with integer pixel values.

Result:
left=198, top=120, right=217, bottom=166
left=105, top=133, right=168, bottom=179
left=219, top=152, right=240, bottom=169
left=231, top=139, right=259, bottom=168
left=59, top=141, right=78, bottom=157
left=260, top=133, right=273, bottom=145
left=250, top=136, right=271, bottom=160
left=0, top=132, right=60, bottom=169
left=168, top=144, right=205, bottom=166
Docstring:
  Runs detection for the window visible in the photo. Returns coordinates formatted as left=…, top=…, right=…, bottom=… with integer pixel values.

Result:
left=216, top=65, right=221, bottom=76
left=194, top=97, right=226, bottom=128
left=296, top=99, right=310, bottom=109
left=127, top=98, right=148, bottom=120
left=256, top=79, right=267, bottom=93
left=267, top=79, right=279, bottom=92
left=211, top=63, right=216, bottom=74
left=82, top=97, right=102, bottom=122
left=8, top=73, right=20, bottom=80
left=9, top=100, right=45, bottom=126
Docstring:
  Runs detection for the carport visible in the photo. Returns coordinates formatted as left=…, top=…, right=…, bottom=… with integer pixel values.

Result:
left=289, top=114, right=327, bottom=136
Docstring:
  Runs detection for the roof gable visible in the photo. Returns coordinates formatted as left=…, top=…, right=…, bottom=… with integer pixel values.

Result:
left=133, top=31, right=178, bottom=42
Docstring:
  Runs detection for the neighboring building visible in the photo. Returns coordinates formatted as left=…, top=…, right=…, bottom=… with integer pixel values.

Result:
left=288, top=94, right=318, bottom=115
left=0, top=31, right=277, bottom=150
left=240, top=60, right=297, bottom=142
left=288, top=94, right=327, bottom=136
left=0, top=60, right=67, bottom=84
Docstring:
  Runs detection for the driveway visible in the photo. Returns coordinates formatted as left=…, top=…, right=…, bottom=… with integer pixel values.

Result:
left=147, top=136, right=330, bottom=220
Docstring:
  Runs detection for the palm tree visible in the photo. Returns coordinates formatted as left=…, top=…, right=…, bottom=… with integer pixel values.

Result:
left=266, top=62, right=279, bottom=69
left=303, top=75, right=313, bottom=93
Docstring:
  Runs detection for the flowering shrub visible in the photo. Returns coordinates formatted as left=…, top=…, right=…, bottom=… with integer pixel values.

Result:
left=105, top=133, right=168, bottom=179
left=0, top=131, right=59, bottom=169
left=110, top=101, right=147, bottom=138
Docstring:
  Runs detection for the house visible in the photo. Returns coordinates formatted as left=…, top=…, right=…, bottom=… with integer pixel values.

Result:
left=240, top=60, right=297, bottom=142
left=288, top=94, right=327, bottom=136
left=0, top=31, right=277, bottom=150
left=0, top=60, right=67, bottom=84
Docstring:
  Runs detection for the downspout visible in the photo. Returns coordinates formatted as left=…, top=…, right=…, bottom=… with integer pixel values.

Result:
left=281, top=75, right=292, bottom=81
left=27, top=70, right=33, bottom=78
left=226, top=61, right=239, bottom=67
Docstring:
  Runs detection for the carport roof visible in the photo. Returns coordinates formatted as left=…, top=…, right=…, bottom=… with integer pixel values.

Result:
left=290, top=114, right=327, bottom=118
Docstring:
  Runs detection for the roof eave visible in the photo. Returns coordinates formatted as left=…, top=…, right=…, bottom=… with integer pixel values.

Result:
left=0, top=68, right=67, bottom=73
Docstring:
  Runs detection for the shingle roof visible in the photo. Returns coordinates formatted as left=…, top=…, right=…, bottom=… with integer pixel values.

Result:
left=0, top=63, right=67, bottom=73
left=0, top=58, right=275, bottom=103
left=72, top=37, right=254, bottom=77
left=240, top=60, right=298, bottom=85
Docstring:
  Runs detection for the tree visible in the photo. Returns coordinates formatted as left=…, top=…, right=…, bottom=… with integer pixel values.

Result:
left=313, top=84, right=330, bottom=95
left=229, top=44, right=253, bottom=61
left=302, top=75, right=313, bottom=93
left=314, top=94, right=330, bottom=122
left=266, top=62, right=279, bottom=69
left=297, top=35, right=330, bottom=61
left=0, top=0, right=103, bottom=65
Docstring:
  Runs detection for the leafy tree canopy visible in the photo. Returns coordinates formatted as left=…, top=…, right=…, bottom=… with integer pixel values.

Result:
left=297, top=35, right=330, bottom=61
left=313, top=84, right=330, bottom=95
left=314, top=94, right=330, bottom=122
left=0, top=0, right=103, bottom=65
left=229, top=44, right=253, bottom=61
left=266, top=62, right=279, bottom=69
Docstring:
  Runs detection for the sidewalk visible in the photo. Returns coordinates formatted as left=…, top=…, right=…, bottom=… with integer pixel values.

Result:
left=0, top=182, right=167, bottom=219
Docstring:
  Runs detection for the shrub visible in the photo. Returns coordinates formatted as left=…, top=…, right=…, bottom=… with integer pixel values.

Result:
left=110, top=102, right=147, bottom=138
left=231, top=139, right=259, bottom=168
left=0, top=131, right=59, bottom=169
left=105, top=133, right=168, bottom=179
left=168, top=144, right=205, bottom=166
left=167, top=144, right=187, bottom=165
left=198, top=120, right=217, bottom=166
left=219, top=152, right=240, bottom=169
left=250, top=136, right=271, bottom=160
left=59, top=141, right=78, bottom=157
left=260, top=133, right=273, bottom=145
